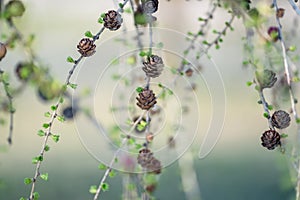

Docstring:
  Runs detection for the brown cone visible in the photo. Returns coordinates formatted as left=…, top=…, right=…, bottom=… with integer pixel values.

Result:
left=136, top=88, right=157, bottom=110
left=261, top=130, right=281, bottom=150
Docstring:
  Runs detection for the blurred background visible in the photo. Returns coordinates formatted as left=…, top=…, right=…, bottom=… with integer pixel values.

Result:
left=0, top=0, right=297, bottom=199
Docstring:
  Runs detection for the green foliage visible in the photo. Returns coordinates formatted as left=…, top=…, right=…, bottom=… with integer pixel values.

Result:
left=44, top=112, right=51, bottom=118
left=108, top=170, right=116, bottom=178
left=24, top=178, right=32, bottom=185
left=51, top=105, right=57, bottom=111
left=101, top=183, right=109, bottom=192
left=44, top=145, right=50, bottom=152
left=51, top=135, right=60, bottom=143
left=37, top=130, right=45, bottom=137
left=263, top=112, right=269, bottom=119
left=42, top=123, right=50, bottom=129
left=32, top=156, right=43, bottom=164
left=33, top=192, right=40, bottom=200
left=98, top=163, right=107, bottom=170
left=136, top=87, right=144, bottom=93
left=40, top=173, right=49, bottom=181
left=84, top=31, right=93, bottom=38
left=69, top=83, right=77, bottom=89
left=56, top=115, right=65, bottom=122
left=89, top=185, right=97, bottom=194
left=67, top=56, right=75, bottom=63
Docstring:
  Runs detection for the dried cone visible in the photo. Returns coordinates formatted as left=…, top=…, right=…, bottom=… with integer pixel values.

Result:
left=103, top=10, right=123, bottom=31
left=137, top=148, right=153, bottom=168
left=256, top=69, right=277, bottom=89
left=0, top=43, right=7, bottom=61
left=142, top=55, right=164, bottom=78
left=142, top=0, right=159, bottom=14
left=77, top=38, right=96, bottom=57
left=136, top=88, right=157, bottom=110
left=148, top=158, right=161, bottom=174
left=261, top=130, right=281, bottom=150
left=145, top=184, right=157, bottom=193
left=271, top=110, right=291, bottom=129
left=276, top=8, right=285, bottom=18
left=137, top=148, right=162, bottom=174
left=185, top=68, right=194, bottom=77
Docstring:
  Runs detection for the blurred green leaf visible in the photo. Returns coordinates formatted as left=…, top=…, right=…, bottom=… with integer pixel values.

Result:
left=85, top=31, right=93, bottom=38
left=40, top=173, right=48, bottom=181
left=37, top=130, right=45, bottom=137
left=51, top=135, right=60, bottom=143
left=67, top=56, right=75, bottom=63
left=101, top=183, right=109, bottom=191
left=89, top=185, right=97, bottom=194
left=24, top=178, right=32, bottom=185
left=98, top=163, right=107, bottom=170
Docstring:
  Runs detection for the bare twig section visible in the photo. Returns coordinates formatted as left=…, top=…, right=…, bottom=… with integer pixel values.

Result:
left=288, top=0, right=300, bottom=16
left=0, top=69, right=14, bottom=145
left=129, top=0, right=143, bottom=50
left=258, top=89, right=275, bottom=130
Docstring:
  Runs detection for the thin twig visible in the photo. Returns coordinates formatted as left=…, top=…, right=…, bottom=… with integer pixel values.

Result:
left=28, top=56, right=82, bottom=200
left=288, top=0, right=300, bottom=16
left=28, top=13, right=113, bottom=199
left=203, top=14, right=235, bottom=53
left=92, top=111, right=147, bottom=200
left=178, top=1, right=218, bottom=72
left=129, top=0, right=144, bottom=51
left=6, top=19, right=37, bottom=61
left=258, top=89, right=275, bottom=130
left=0, top=69, right=14, bottom=145
left=148, top=20, right=153, bottom=56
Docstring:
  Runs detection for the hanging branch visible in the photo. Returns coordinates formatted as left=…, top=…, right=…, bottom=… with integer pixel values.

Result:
left=272, top=0, right=300, bottom=198
left=92, top=111, right=147, bottom=200
left=26, top=1, right=131, bottom=199
left=178, top=1, right=219, bottom=72
left=0, top=69, right=15, bottom=145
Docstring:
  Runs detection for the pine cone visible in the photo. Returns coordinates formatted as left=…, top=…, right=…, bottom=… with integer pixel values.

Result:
left=103, top=10, right=123, bottom=31
left=145, top=184, right=157, bottom=193
left=148, top=158, right=161, bottom=174
left=142, top=55, right=164, bottom=78
left=77, top=38, right=96, bottom=57
left=261, top=130, right=281, bottom=150
left=137, top=148, right=162, bottom=174
left=137, top=148, right=153, bottom=168
left=271, top=110, right=291, bottom=129
left=142, top=0, right=159, bottom=14
left=185, top=68, right=194, bottom=77
left=0, top=43, right=7, bottom=61
left=255, top=69, right=277, bottom=89
left=136, top=88, right=157, bottom=110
